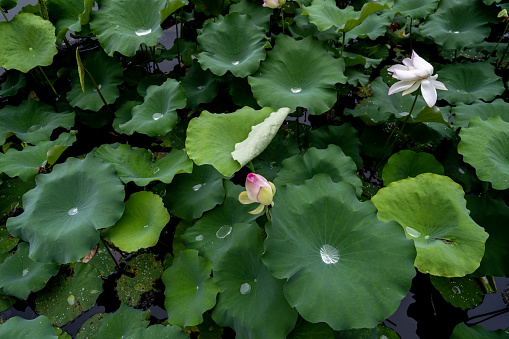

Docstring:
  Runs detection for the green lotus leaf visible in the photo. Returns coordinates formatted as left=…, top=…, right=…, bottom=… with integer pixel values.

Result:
left=92, top=303, right=150, bottom=339
left=0, top=316, right=57, bottom=339
left=35, top=263, right=103, bottom=326
left=287, top=318, right=334, bottom=339
left=75, top=313, right=104, bottom=339
left=47, top=0, right=85, bottom=42
left=129, top=324, right=189, bottom=339
left=0, top=242, right=59, bottom=299
left=180, top=61, right=219, bottom=109
left=0, top=100, right=75, bottom=146
left=0, top=132, right=77, bottom=182
left=452, top=99, right=509, bottom=128
left=6, top=154, right=125, bottom=264
left=274, top=145, right=363, bottom=197
left=0, top=0, right=18, bottom=10
left=0, top=70, right=25, bottom=97
left=419, top=0, right=496, bottom=50
left=382, top=150, right=444, bottom=185
left=344, top=77, right=427, bottom=124
left=437, top=62, right=504, bottom=105
left=451, top=323, right=509, bottom=339
left=181, top=181, right=259, bottom=266
left=232, top=107, right=290, bottom=168
left=0, top=178, right=34, bottom=219
left=371, top=173, right=488, bottom=277
left=104, top=192, right=170, bottom=252
left=344, top=10, right=392, bottom=43
left=159, top=0, right=189, bottom=24
left=392, top=0, right=438, bottom=19
left=0, top=13, right=57, bottom=72
left=212, top=223, right=298, bottom=339
left=162, top=249, right=219, bottom=327
left=119, top=78, right=186, bottom=137
left=302, top=1, right=372, bottom=32
left=112, top=100, right=141, bottom=134
left=263, top=174, right=415, bottom=330
left=137, top=74, right=167, bottom=97
left=229, top=0, right=272, bottom=30
left=308, top=124, right=362, bottom=169
left=185, top=106, right=274, bottom=177
left=96, top=144, right=192, bottom=186
left=466, top=195, right=509, bottom=277
left=430, top=275, right=484, bottom=309
left=85, top=243, right=116, bottom=278
left=0, top=225, right=19, bottom=264
left=248, top=35, right=347, bottom=115
left=90, top=0, right=167, bottom=57
left=163, top=164, right=225, bottom=220
left=67, top=51, right=123, bottom=112
left=458, top=116, right=509, bottom=190
left=197, top=13, right=267, bottom=77
left=116, top=253, right=164, bottom=307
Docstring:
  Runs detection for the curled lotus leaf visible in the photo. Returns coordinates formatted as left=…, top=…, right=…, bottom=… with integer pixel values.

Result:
left=248, top=35, right=347, bottom=115
left=90, top=0, right=168, bottom=57
left=263, top=174, right=416, bottom=330
left=0, top=242, right=59, bottom=300
left=162, top=249, right=219, bottom=328
left=0, top=100, right=75, bottom=146
left=0, top=316, right=57, bottom=339
left=372, top=173, right=489, bottom=277
left=197, top=12, right=267, bottom=77
left=458, top=116, right=509, bottom=190
left=6, top=154, right=125, bottom=264
left=0, top=13, right=57, bottom=72
left=46, top=0, right=90, bottom=42
left=119, top=78, right=186, bottom=137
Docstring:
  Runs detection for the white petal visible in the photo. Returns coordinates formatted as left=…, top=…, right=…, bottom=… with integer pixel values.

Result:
left=388, top=80, right=416, bottom=95
left=411, top=50, right=434, bottom=75
left=420, top=79, right=437, bottom=107
left=402, top=58, right=413, bottom=67
left=430, top=78, right=447, bottom=91
left=402, top=80, right=421, bottom=96
left=392, top=69, right=423, bottom=81
left=388, top=64, right=409, bottom=73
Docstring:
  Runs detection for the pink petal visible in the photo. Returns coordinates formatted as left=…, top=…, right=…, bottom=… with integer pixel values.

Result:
left=411, top=50, right=434, bottom=76
left=420, top=79, right=437, bottom=107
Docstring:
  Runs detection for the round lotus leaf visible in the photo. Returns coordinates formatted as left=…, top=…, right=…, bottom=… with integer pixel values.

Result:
left=458, top=116, right=509, bottom=190
left=466, top=195, right=509, bottom=277
left=7, top=154, right=125, bottom=264
left=248, top=35, right=347, bottom=115
left=163, top=164, right=225, bottom=220
left=0, top=178, right=35, bottom=219
left=0, top=13, right=57, bottom=72
left=180, top=61, right=219, bottom=109
left=452, top=99, right=509, bottom=128
left=92, top=303, right=150, bottom=339
left=119, top=78, right=186, bottom=137
left=105, top=192, right=170, bottom=252
left=451, top=323, right=509, bottom=339
left=197, top=13, right=266, bottom=77
left=0, top=70, right=25, bottom=97
left=263, top=174, right=416, bottom=330
left=129, top=324, right=189, bottom=339
left=0, top=132, right=77, bottom=182
left=181, top=181, right=259, bottom=266
left=0, top=316, right=57, bottom=339
left=35, top=263, right=103, bottom=326
left=185, top=106, right=274, bottom=177
left=437, top=62, right=504, bottom=105
left=371, top=173, right=488, bottom=277
left=116, top=253, right=164, bottom=307
left=430, top=275, right=484, bottom=309
left=212, top=223, right=298, bottom=339
left=0, top=242, right=59, bottom=299
left=229, top=0, right=272, bottom=30
left=162, top=249, right=219, bottom=327
left=0, top=100, right=75, bottom=146
left=96, top=144, right=192, bottom=186
left=419, top=0, right=496, bottom=50
left=274, top=145, right=362, bottom=197
left=392, top=0, right=438, bottom=19
left=67, top=51, right=123, bottom=112
left=382, top=150, right=444, bottom=185
left=90, top=0, right=167, bottom=57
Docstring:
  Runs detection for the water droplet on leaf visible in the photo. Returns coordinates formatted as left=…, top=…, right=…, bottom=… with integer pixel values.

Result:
left=192, top=184, right=203, bottom=191
left=240, top=282, right=251, bottom=295
left=452, top=286, right=461, bottom=294
left=405, top=226, right=421, bottom=238
left=135, top=28, right=152, bottom=36
left=28, top=125, right=42, bottom=133
left=22, top=269, right=29, bottom=276
left=216, top=225, right=232, bottom=239
left=153, top=167, right=160, bottom=174
left=320, top=244, right=339, bottom=264
left=232, top=61, right=240, bottom=65
left=67, top=295, right=75, bottom=305
left=68, top=207, right=78, bottom=216
left=291, top=87, right=302, bottom=93
left=152, top=113, right=163, bottom=120
left=195, top=235, right=204, bottom=241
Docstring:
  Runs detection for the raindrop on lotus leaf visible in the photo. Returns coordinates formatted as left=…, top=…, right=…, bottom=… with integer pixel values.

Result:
left=22, top=269, right=29, bottom=277
left=135, top=28, right=152, bottom=36
left=67, top=295, right=75, bottom=305
left=405, top=226, right=421, bottom=238
left=68, top=207, right=78, bottom=216
left=291, top=87, right=302, bottom=94
left=240, top=282, right=251, bottom=295
left=320, top=244, right=339, bottom=264
left=153, top=167, right=160, bottom=174
left=195, top=235, right=204, bottom=241
left=216, top=225, right=232, bottom=239
left=192, top=184, right=203, bottom=191
left=232, top=61, right=240, bottom=66
left=452, top=286, right=461, bottom=294
left=152, top=113, right=163, bottom=120
left=28, top=125, right=42, bottom=133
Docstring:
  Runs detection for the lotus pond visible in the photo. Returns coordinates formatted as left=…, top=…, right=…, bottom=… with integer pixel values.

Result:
left=1, top=0, right=509, bottom=338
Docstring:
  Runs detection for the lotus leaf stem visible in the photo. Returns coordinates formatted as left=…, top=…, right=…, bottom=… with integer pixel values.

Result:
left=490, top=19, right=509, bottom=59
left=249, top=161, right=255, bottom=173
left=340, top=32, right=345, bottom=58
left=497, top=42, right=509, bottom=69
left=466, top=308, right=509, bottom=326
left=0, top=7, right=8, bottom=21
left=282, top=11, right=285, bottom=34
left=37, top=0, right=49, bottom=20
left=38, top=66, right=58, bottom=96
left=83, top=68, right=114, bottom=114
left=174, top=13, right=181, bottom=65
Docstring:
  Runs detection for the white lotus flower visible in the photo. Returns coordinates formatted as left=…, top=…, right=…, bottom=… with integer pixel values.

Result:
left=387, top=50, right=447, bottom=107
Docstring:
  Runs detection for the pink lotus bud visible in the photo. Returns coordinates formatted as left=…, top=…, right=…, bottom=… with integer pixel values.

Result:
left=263, top=0, right=286, bottom=9
left=238, top=173, right=276, bottom=214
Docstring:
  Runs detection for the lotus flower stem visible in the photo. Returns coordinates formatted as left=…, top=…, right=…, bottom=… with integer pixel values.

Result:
left=83, top=68, right=114, bottom=114
left=490, top=19, right=509, bottom=58
left=0, top=7, right=8, bottom=21
left=265, top=206, right=271, bottom=222
left=496, top=42, right=509, bottom=69
left=281, top=11, right=285, bottom=34
left=37, top=0, right=49, bottom=21
left=249, top=161, right=255, bottom=173
left=174, top=13, right=181, bottom=65
left=37, top=66, right=58, bottom=96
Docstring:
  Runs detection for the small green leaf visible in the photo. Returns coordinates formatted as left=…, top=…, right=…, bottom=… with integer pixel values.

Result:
left=382, top=150, right=444, bottom=185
